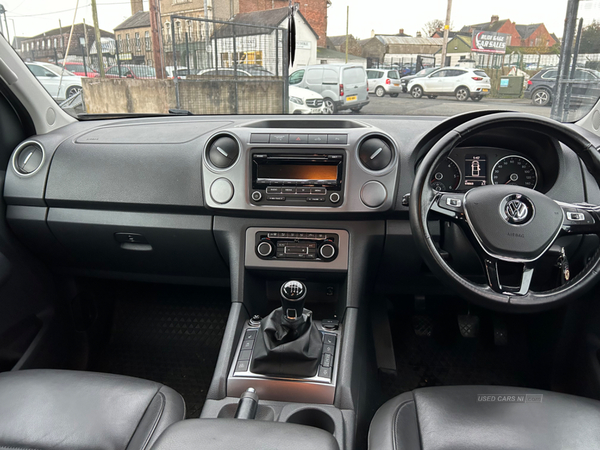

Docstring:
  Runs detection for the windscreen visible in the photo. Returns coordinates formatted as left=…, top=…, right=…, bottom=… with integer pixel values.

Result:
left=8, top=0, right=600, bottom=121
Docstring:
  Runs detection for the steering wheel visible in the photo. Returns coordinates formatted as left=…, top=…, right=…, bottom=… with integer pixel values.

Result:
left=409, top=112, right=600, bottom=311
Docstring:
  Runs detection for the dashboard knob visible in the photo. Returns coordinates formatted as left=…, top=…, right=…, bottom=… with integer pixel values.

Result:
left=319, top=243, right=336, bottom=260
left=257, top=240, right=274, bottom=257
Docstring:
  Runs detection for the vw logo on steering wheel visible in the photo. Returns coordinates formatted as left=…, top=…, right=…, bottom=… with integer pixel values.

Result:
left=501, top=194, right=534, bottom=225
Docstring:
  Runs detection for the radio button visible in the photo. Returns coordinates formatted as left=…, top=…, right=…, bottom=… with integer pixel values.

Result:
left=267, top=232, right=279, bottom=238
left=307, top=233, right=316, bottom=238
left=266, top=196, right=286, bottom=201
left=316, top=234, right=326, bottom=239
left=266, top=187, right=281, bottom=194
left=307, top=197, right=326, bottom=202
left=282, top=187, right=296, bottom=194
left=257, top=241, right=274, bottom=257
left=330, top=193, right=341, bottom=203
left=311, top=188, right=327, bottom=195
left=251, top=191, right=262, bottom=201
left=309, top=134, right=327, bottom=144
left=297, top=188, right=310, bottom=194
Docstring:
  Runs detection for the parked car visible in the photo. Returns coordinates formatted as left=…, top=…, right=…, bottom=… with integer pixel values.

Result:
left=407, top=67, right=491, bottom=101
left=165, top=66, right=191, bottom=79
left=25, top=62, right=82, bottom=101
left=62, top=62, right=98, bottom=78
left=400, top=67, right=438, bottom=92
left=289, top=86, right=324, bottom=114
left=525, top=67, right=600, bottom=107
left=289, top=64, right=369, bottom=114
left=105, top=65, right=156, bottom=79
left=366, top=69, right=402, bottom=97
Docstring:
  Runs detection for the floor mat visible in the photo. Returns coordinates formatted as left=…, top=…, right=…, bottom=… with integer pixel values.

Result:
left=380, top=309, right=541, bottom=400
left=91, top=284, right=230, bottom=418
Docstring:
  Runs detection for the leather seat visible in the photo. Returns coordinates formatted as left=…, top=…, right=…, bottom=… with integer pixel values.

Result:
left=0, top=369, right=185, bottom=450
left=369, top=385, right=600, bottom=450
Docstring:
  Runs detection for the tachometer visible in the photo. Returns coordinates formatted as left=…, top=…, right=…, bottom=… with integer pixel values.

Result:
left=491, top=156, right=538, bottom=189
left=430, top=158, right=461, bottom=191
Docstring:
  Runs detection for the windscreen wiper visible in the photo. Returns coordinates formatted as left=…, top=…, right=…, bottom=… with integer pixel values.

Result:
left=77, top=109, right=194, bottom=120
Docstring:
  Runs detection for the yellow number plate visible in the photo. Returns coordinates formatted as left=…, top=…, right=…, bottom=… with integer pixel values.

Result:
left=482, top=89, right=489, bottom=92
left=346, top=95, right=357, bottom=101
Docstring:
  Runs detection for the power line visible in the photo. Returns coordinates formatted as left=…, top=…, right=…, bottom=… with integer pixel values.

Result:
left=7, top=4, right=91, bottom=18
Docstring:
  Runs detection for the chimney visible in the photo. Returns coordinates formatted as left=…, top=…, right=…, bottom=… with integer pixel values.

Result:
left=490, top=15, right=499, bottom=23
left=399, top=28, right=404, bottom=35
left=371, top=29, right=375, bottom=38
left=131, top=0, right=143, bottom=15
left=416, top=31, right=422, bottom=37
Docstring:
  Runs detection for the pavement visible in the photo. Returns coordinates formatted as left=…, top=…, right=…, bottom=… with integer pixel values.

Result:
left=341, top=93, right=551, bottom=117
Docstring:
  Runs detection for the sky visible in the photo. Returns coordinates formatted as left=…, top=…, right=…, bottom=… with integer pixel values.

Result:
left=2, top=0, right=599, bottom=41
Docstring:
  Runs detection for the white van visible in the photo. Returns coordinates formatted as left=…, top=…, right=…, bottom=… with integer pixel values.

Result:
left=289, top=64, right=369, bottom=114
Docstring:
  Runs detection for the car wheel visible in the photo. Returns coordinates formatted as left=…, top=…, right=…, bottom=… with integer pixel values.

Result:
left=350, top=106, right=363, bottom=113
left=427, top=95, right=437, bottom=99
left=390, top=93, right=399, bottom=98
left=471, top=95, right=482, bottom=102
left=411, top=85, right=423, bottom=99
left=322, top=98, right=336, bottom=115
left=66, top=86, right=82, bottom=98
left=532, top=88, right=551, bottom=106
left=375, top=86, right=385, bottom=97
left=455, top=86, right=470, bottom=101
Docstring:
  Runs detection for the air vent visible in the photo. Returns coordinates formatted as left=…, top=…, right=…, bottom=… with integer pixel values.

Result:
left=13, top=141, right=44, bottom=176
left=206, top=135, right=240, bottom=169
left=358, top=136, right=393, bottom=171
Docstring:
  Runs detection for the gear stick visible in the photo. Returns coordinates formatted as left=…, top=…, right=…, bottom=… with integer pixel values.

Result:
left=250, top=280, right=323, bottom=377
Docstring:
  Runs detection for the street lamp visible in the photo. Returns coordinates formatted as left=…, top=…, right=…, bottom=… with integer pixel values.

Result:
left=79, top=36, right=88, bottom=76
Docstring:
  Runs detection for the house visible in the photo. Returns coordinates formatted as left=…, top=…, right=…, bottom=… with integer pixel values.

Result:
left=360, top=35, right=443, bottom=67
left=461, top=15, right=557, bottom=48
left=12, top=36, right=30, bottom=55
left=114, top=11, right=154, bottom=65
left=21, top=23, right=114, bottom=63
left=238, top=0, right=330, bottom=47
left=515, top=23, right=557, bottom=48
left=213, top=7, right=318, bottom=73
left=326, top=35, right=362, bottom=57
left=317, top=47, right=367, bottom=67
left=434, top=35, right=472, bottom=66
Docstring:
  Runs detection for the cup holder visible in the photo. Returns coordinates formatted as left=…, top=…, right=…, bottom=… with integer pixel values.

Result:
left=285, top=408, right=336, bottom=434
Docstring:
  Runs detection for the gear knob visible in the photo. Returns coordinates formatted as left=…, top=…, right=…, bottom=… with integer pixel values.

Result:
left=280, top=280, right=307, bottom=321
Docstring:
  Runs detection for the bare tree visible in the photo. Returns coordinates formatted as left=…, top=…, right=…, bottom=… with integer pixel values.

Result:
left=423, top=19, right=453, bottom=37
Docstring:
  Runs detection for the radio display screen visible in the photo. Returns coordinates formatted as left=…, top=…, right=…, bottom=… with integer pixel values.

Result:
left=257, top=164, right=338, bottom=181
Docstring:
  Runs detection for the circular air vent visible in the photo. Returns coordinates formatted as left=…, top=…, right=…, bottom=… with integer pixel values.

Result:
left=206, top=135, right=240, bottom=169
left=358, top=136, right=393, bottom=171
left=13, top=141, right=45, bottom=176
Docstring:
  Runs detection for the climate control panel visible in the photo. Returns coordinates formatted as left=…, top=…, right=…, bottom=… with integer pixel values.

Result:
left=254, top=231, right=339, bottom=262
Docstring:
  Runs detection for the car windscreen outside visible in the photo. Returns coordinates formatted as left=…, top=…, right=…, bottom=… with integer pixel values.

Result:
left=15, top=0, right=599, bottom=121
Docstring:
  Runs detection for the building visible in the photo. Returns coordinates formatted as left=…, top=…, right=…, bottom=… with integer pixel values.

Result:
left=326, top=35, right=362, bottom=57
left=359, top=35, right=443, bottom=67
left=21, top=23, right=114, bottom=63
left=160, top=0, right=208, bottom=45
left=114, top=11, right=154, bottom=65
left=213, top=7, right=318, bottom=73
left=460, top=16, right=557, bottom=48
left=317, top=47, right=366, bottom=67
left=238, top=0, right=330, bottom=47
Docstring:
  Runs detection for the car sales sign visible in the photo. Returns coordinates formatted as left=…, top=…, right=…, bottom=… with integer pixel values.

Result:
left=471, top=31, right=509, bottom=54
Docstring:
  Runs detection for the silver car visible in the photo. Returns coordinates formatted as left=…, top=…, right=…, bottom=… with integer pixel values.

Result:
left=366, top=69, right=402, bottom=97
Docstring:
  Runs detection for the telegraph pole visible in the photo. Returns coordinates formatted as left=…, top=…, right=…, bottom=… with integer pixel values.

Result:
left=91, top=0, right=105, bottom=77
left=149, top=0, right=165, bottom=78
left=345, top=6, right=349, bottom=63
left=440, top=0, right=452, bottom=67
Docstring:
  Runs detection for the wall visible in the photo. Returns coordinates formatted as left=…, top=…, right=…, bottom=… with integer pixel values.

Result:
left=82, top=77, right=284, bottom=114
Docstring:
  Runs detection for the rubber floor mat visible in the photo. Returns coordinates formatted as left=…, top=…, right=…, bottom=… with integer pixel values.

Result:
left=92, top=284, right=230, bottom=418
left=380, top=310, right=541, bottom=400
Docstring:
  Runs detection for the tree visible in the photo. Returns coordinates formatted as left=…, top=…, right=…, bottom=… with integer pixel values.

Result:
left=423, top=19, right=453, bottom=37
left=579, top=20, right=600, bottom=54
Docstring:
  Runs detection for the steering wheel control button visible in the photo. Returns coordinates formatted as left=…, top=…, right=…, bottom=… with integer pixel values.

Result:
left=251, top=191, right=262, bottom=201
left=330, top=192, right=341, bottom=203
left=361, top=181, right=387, bottom=208
left=358, top=137, right=393, bottom=171
left=207, top=136, right=240, bottom=169
left=257, top=241, right=274, bottom=257
left=210, top=178, right=234, bottom=204
left=500, top=194, right=535, bottom=225
left=566, top=211, right=585, bottom=221
left=446, top=197, right=462, bottom=208
left=319, top=243, right=337, bottom=259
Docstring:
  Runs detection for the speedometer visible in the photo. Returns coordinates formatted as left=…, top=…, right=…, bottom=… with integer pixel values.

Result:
left=491, top=156, right=538, bottom=189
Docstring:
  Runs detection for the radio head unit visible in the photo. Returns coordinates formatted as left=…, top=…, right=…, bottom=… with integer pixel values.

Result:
left=251, top=152, right=344, bottom=207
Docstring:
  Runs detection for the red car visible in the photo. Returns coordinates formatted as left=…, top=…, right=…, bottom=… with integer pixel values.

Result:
left=62, top=62, right=98, bottom=78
